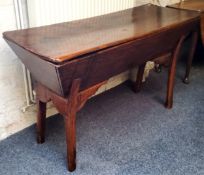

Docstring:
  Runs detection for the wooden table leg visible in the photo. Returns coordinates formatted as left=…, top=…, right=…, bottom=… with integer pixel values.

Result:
left=36, top=99, right=47, bottom=143
left=64, top=79, right=81, bottom=172
left=165, top=36, right=186, bottom=109
left=183, top=31, right=198, bottom=84
left=35, top=80, right=106, bottom=172
left=133, top=63, right=146, bottom=93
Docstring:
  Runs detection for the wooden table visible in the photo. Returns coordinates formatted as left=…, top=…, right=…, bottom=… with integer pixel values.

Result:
left=3, top=4, right=200, bottom=172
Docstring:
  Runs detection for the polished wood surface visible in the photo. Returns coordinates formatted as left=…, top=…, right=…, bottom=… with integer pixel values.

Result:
left=3, top=4, right=200, bottom=172
left=3, top=4, right=200, bottom=64
left=5, top=17, right=199, bottom=97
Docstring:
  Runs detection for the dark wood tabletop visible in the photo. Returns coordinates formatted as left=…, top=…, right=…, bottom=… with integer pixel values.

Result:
left=3, top=4, right=200, bottom=64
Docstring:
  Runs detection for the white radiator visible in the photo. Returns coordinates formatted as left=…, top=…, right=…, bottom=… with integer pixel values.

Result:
left=27, top=0, right=150, bottom=27
left=21, top=0, right=152, bottom=107
left=14, top=0, right=35, bottom=111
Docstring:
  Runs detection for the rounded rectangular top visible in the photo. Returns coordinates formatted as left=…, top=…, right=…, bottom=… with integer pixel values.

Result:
left=3, top=4, right=200, bottom=64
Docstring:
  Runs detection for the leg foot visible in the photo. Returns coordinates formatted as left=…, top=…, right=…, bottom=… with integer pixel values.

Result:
left=183, top=77, right=190, bottom=84
left=37, top=135, right=45, bottom=144
left=165, top=101, right=173, bottom=109
left=183, top=31, right=198, bottom=84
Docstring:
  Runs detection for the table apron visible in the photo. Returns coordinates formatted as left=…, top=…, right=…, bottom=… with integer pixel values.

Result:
left=57, top=20, right=199, bottom=96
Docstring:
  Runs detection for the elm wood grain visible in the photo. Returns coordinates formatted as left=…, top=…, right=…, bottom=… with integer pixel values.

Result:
left=3, top=4, right=200, bottom=172
left=3, top=4, right=200, bottom=64
left=35, top=80, right=106, bottom=171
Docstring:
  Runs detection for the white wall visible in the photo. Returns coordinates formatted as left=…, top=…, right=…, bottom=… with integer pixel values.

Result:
left=27, top=0, right=181, bottom=27
left=27, top=0, right=150, bottom=27
left=0, top=0, right=59, bottom=140
left=0, top=0, right=181, bottom=141
left=0, top=0, right=26, bottom=139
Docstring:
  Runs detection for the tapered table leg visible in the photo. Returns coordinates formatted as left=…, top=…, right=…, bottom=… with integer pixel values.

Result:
left=64, top=114, right=76, bottom=172
left=183, top=31, right=198, bottom=84
left=64, top=79, right=81, bottom=172
left=35, top=79, right=104, bottom=172
left=165, top=36, right=186, bottom=109
left=36, top=100, right=47, bottom=143
left=133, top=63, right=146, bottom=93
